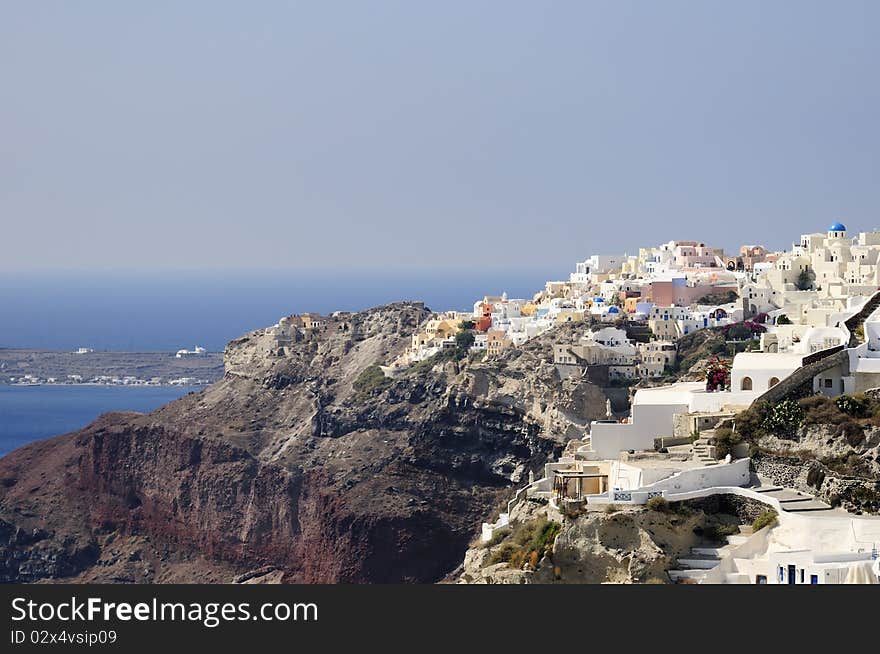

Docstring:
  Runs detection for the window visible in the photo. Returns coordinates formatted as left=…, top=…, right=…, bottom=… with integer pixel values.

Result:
left=824, top=378, right=833, bottom=388
left=756, top=575, right=767, bottom=585
left=779, top=566, right=784, bottom=582
left=769, top=377, right=779, bottom=388
left=741, top=377, right=753, bottom=391
left=810, top=575, right=818, bottom=585
left=800, top=569, right=805, bottom=583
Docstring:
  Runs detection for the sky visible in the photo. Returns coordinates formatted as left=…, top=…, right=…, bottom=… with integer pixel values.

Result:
left=2, top=1, right=879, bottom=271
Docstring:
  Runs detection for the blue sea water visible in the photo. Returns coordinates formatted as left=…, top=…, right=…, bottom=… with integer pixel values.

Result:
left=0, top=385, right=198, bottom=457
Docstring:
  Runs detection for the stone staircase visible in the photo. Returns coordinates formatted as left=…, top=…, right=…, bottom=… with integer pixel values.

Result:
left=756, top=347, right=847, bottom=404
left=845, top=290, right=880, bottom=347
left=692, top=433, right=718, bottom=466
left=752, top=485, right=833, bottom=512
left=668, top=526, right=754, bottom=583
left=667, top=482, right=836, bottom=583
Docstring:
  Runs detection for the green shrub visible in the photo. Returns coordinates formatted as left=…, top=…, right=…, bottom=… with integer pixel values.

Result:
left=854, top=324, right=865, bottom=342
left=726, top=323, right=753, bottom=341
left=835, top=394, right=869, bottom=418
left=713, top=426, right=741, bottom=458
left=752, top=510, right=778, bottom=532
left=799, top=395, right=848, bottom=426
left=763, top=399, right=804, bottom=436
left=645, top=496, right=670, bottom=512
left=734, top=401, right=772, bottom=440
left=453, top=329, right=475, bottom=359
left=353, top=364, right=393, bottom=396
left=704, top=523, right=740, bottom=541
left=482, top=527, right=510, bottom=548
left=488, top=542, right=518, bottom=566
left=487, top=517, right=560, bottom=569
left=794, top=268, right=814, bottom=291
left=820, top=452, right=873, bottom=477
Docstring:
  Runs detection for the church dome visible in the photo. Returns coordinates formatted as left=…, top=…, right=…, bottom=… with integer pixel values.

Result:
left=828, top=221, right=847, bottom=232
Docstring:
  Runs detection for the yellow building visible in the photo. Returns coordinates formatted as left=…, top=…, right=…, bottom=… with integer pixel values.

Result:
left=554, top=309, right=585, bottom=325
left=486, top=330, right=512, bottom=356
left=624, top=297, right=641, bottom=314
left=300, top=313, right=325, bottom=330
left=424, top=317, right=463, bottom=341
left=520, top=302, right=538, bottom=317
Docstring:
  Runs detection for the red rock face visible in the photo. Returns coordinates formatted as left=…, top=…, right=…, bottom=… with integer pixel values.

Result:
left=1, top=409, right=529, bottom=583
left=75, top=421, right=302, bottom=573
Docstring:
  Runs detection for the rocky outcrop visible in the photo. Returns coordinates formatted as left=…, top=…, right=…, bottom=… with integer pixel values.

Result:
left=0, top=303, right=613, bottom=583
left=458, top=500, right=715, bottom=585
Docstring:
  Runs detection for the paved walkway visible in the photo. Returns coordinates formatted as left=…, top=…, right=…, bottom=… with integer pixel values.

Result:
left=751, top=480, right=834, bottom=513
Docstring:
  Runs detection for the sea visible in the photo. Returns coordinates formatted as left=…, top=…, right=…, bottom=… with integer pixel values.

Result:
left=0, top=385, right=200, bottom=457
left=0, top=266, right=567, bottom=457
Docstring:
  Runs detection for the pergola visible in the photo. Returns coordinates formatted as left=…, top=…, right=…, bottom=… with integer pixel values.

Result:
left=553, top=471, right=609, bottom=500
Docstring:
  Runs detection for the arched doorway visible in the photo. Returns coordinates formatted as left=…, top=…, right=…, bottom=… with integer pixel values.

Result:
left=768, top=377, right=779, bottom=389
left=741, top=377, right=753, bottom=390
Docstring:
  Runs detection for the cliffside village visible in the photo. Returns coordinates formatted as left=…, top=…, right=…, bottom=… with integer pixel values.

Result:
left=271, top=222, right=880, bottom=584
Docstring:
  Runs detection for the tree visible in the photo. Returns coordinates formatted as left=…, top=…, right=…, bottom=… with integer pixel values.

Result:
left=695, top=290, right=739, bottom=305
left=726, top=323, right=753, bottom=341
left=795, top=268, right=814, bottom=291
left=454, top=329, right=475, bottom=358
left=776, top=314, right=792, bottom=325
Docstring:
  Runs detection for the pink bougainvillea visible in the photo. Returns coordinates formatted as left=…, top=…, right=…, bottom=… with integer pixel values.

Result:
left=705, top=355, right=731, bottom=392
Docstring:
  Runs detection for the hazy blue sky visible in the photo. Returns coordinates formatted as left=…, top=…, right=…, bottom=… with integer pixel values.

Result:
left=2, top=1, right=879, bottom=271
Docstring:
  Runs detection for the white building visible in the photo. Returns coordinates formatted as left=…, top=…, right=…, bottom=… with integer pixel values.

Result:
left=729, top=352, right=805, bottom=393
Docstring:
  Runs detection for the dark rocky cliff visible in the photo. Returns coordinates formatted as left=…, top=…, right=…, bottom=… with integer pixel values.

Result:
left=0, top=303, right=610, bottom=583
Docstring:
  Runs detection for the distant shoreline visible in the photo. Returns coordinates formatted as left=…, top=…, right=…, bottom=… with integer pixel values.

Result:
left=1, top=381, right=211, bottom=387
left=0, top=348, right=224, bottom=387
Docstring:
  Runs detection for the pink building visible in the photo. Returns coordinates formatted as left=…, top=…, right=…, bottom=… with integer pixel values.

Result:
left=673, top=243, right=722, bottom=268
left=648, top=279, right=709, bottom=306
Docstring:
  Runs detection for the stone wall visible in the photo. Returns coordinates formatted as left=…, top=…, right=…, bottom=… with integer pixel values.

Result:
left=683, top=493, right=769, bottom=524
left=672, top=413, right=692, bottom=439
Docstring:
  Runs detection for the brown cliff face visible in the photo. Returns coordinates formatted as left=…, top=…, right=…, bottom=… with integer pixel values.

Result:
left=0, top=304, right=610, bottom=583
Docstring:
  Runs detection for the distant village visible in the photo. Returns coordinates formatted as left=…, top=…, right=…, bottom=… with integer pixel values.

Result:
left=8, top=374, right=212, bottom=387
left=2, top=346, right=219, bottom=387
